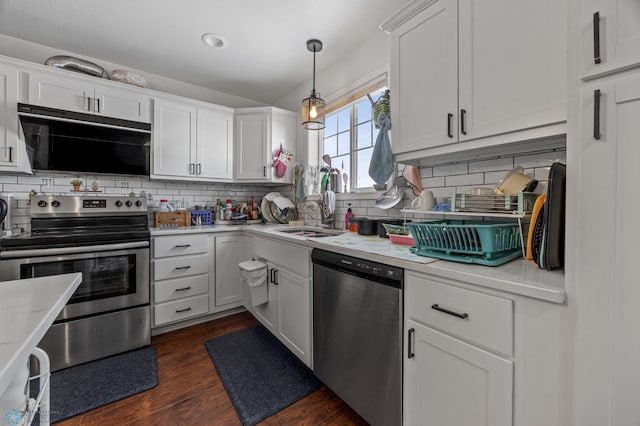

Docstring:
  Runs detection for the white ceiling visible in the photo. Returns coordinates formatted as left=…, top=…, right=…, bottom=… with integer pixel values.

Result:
left=0, top=0, right=407, bottom=105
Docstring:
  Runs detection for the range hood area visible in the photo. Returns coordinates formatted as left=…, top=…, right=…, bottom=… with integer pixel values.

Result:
left=18, top=103, right=151, bottom=176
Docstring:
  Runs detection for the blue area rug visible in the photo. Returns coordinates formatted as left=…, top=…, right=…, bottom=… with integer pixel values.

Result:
left=33, top=346, right=158, bottom=423
left=205, top=325, right=321, bottom=426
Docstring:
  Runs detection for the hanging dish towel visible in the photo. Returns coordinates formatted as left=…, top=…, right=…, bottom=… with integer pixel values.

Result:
left=295, top=164, right=307, bottom=202
left=368, top=113, right=394, bottom=185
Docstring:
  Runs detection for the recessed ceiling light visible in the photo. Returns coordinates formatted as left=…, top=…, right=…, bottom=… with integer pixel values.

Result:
left=201, top=33, right=228, bottom=48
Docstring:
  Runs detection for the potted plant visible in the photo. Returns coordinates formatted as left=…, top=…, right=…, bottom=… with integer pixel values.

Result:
left=70, top=177, right=83, bottom=191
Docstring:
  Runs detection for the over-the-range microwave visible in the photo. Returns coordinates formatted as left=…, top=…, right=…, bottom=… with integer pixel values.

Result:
left=18, top=103, right=151, bottom=176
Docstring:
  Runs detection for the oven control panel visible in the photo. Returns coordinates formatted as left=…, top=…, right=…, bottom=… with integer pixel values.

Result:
left=31, top=195, right=148, bottom=217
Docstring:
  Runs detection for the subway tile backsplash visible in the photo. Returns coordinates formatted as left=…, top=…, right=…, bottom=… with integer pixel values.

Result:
left=323, top=147, right=567, bottom=230
left=1, top=171, right=290, bottom=232
left=1, top=146, right=566, bottom=233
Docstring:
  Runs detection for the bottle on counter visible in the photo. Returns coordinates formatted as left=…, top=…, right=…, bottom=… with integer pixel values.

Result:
left=224, top=199, right=233, bottom=220
left=345, top=208, right=355, bottom=230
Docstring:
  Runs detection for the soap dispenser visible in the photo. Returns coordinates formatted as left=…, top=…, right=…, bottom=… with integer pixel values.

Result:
left=345, top=208, right=355, bottom=230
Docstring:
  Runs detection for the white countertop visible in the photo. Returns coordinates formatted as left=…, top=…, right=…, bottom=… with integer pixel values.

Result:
left=0, top=273, right=82, bottom=397
left=150, top=224, right=566, bottom=304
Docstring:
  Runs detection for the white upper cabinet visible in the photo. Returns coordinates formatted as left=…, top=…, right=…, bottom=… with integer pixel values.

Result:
left=0, top=63, right=30, bottom=173
left=234, top=107, right=297, bottom=183
left=389, top=0, right=458, bottom=153
left=152, top=97, right=233, bottom=182
left=27, top=70, right=150, bottom=122
left=383, top=0, right=567, bottom=160
left=581, top=0, right=640, bottom=80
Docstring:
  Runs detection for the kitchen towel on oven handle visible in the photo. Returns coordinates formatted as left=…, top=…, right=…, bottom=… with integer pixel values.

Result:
left=540, top=162, right=566, bottom=270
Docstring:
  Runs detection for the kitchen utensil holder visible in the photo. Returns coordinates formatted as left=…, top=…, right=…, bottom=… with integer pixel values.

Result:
left=407, top=220, right=522, bottom=266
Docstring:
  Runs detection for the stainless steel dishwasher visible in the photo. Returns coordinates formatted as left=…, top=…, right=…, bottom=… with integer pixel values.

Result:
left=312, top=248, right=403, bottom=426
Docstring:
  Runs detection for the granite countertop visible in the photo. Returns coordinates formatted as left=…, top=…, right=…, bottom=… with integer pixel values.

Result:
left=150, top=224, right=566, bottom=304
left=0, top=273, right=82, bottom=397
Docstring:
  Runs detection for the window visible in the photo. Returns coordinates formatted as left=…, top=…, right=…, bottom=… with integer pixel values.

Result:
left=322, top=87, right=388, bottom=192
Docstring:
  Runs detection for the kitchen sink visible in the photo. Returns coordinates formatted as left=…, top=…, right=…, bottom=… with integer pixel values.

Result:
left=275, top=227, right=346, bottom=238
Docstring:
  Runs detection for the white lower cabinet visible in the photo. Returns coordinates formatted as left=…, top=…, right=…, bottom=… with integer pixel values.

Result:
left=252, top=236, right=312, bottom=367
left=405, top=271, right=513, bottom=426
left=152, top=234, right=212, bottom=327
left=405, top=320, right=513, bottom=426
left=213, top=234, right=251, bottom=311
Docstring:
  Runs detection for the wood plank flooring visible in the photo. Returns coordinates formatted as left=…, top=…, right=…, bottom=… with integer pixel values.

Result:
left=55, top=311, right=368, bottom=425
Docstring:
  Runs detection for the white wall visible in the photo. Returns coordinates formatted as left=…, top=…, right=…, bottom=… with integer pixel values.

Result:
left=0, top=34, right=265, bottom=108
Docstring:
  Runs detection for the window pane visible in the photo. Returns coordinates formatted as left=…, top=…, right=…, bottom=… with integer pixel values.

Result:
left=356, top=148, right=375, bottom=189
left=324, top=113, right=337, bottom=136
left=337, top=108, right=350, bottom=133
left=356, top=122, right=372, bottom=149
left=337, top=131, right=350, bottom=155
left=323, top=135, right=337, bottom=157
left=356, top=99, right=371, bottom=124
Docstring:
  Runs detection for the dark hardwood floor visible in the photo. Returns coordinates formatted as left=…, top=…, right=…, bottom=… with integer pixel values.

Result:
left=56, top=311, right=368, bottom=425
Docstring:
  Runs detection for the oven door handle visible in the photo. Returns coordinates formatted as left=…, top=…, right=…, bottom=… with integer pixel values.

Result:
left=0, top=241, right=149, bottom=258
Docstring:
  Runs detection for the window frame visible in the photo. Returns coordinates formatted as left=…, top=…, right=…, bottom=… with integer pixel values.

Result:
left=320, top=84, right=388, bottom=193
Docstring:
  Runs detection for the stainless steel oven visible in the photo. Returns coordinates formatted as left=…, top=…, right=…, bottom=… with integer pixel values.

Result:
left=0, top=195, right=150, bottom=371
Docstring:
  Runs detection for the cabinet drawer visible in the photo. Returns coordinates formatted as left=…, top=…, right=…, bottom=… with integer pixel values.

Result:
left=253, top=237, right=310, bottom=277
left=406, top=272, right=513, bottom=356
left=154, top=253, right=209, bottom=281
left=154, top=274, right=209, bottom=303
left=154, top=234, right=208, bottom=258
left=154, top=294, right=209, bottom=326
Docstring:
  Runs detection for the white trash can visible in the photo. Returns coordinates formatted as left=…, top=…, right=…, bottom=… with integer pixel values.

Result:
left=239, top=259, right=268, bottom=306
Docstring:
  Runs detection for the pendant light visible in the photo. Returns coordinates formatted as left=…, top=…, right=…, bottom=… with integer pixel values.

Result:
left=301, top=39, right=325, bottom=130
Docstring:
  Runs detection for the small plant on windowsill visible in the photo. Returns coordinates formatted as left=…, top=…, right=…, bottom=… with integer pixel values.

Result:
left=70, top=177, right=83, bottom=191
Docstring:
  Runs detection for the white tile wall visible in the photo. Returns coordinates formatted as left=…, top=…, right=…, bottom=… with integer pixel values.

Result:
left=327, top=148, right=567, bottom=230
left=1, top=147, right=566, bottom=233
left=1, top=171, right=290, bottom=232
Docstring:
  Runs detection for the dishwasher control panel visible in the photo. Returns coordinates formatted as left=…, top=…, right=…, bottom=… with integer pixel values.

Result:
left=313, top=248, right=403, bottom=285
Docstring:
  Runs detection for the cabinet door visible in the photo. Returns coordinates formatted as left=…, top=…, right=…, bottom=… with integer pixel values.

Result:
left=0, top=64, right=20, bottom=169
left=458, top=0, right=566, bottom=142
left=94, top=86, right=150, bottom=122
left=276, top=267, right=312, bottom=366
left=405, top=320, right=513, bottom=426
left=581, top=0, right=640, bottom=79
left=213, top=235, right=251, bottom=309
left=575, top=73, right=640, bottom=426
left=28, top=71, right=94, bottom=113
left=234, top=113, right=269, bottom=180
left=197, top=107, right=233, bottom=180
left=390, top=0, right=458, bottom=154
left=253, top=261, right=279, bottom=335
left=269, top=110, right=296, bottom=184
left=152, top=99, right=196, bottom=178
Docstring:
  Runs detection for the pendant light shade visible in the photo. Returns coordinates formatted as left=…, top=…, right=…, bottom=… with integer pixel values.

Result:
left=301, top=39, right=325, bottom=130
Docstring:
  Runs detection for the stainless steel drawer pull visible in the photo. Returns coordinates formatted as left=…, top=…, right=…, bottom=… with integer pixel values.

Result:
left=189, top=163, right=195, bottom=174
left=594, top=12, right=601, bottom=64
left=175, top=307, right=192, bottom=313
left=594, top=89, right=601, bottom=140
left=175, top=286, right=192, bottom=292
left=460, top=109, right=467, bottom=135
left=431, top=304, right=469, bottom=319
left=174, top=266, right=191, bottom=270
left=174, top=244, right=191, bottom=248
left=408, top=328, right=415, bottom=359
left=197, top=163, right=202, bottom=175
